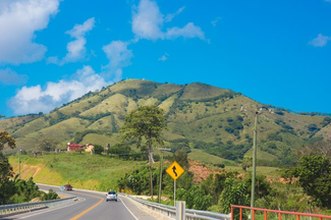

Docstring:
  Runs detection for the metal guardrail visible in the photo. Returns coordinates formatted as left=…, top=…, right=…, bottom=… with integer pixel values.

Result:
left=0, top=197, right=77, bottom=217
left=128, top=195, right=230, bottom=220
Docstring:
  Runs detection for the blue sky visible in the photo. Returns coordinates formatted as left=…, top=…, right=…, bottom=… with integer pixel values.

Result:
left=0, top=0, right=330, bottom=117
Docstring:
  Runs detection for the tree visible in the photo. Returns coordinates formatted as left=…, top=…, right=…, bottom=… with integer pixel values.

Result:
left=93, top=145, right=104, bottom=155
left=10, top=177, right=40, bottom=203
left=241, top=156, right=252, bottom=171
left=0, top=132, right=16, bottom=182
left=0, top=132, right=51, bottom=204
left=173, top=148, right=189, bottom=169
left=218, top=175, right=270, bottom=214
left=292, top=155, right=331, bottom=208
left=108, top=144, right=132, bottom=159
left=0, top=131, right=16, bottom=151
left=299, top=141, right=331, bottom=159
left=218, top=177, right=249, bottom=213
left=0, top=131, right=16, bottom=204
left=121, top=105, right=167, bottom=197
left=38, top=138, right=58, bottom=152
left=40, top=189, right=59, bottom=200
left=177, top=185, right=212, bottom=210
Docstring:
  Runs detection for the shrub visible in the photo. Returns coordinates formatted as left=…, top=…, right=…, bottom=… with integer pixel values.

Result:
left=93, top=145, right=104, bottom=155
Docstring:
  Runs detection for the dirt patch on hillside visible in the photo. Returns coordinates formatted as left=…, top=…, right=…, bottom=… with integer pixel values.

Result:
left=19, top=165, right=41, bottom=179
left=189, top=160, right=219, bottom=183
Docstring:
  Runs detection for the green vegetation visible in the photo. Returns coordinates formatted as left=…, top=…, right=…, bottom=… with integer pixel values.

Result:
left=0, top=79, right=329, bottom=166
left=288, top=155, right=331, bottom=208
left=1, top=131, right=59, bottom=205
left=121, top=105, right=167, bottom=196
left=188, top=149, right=236, bottom=166
left=93, top=144, right=104, bottom=155
left=1, top=79, right=331, bottom=214
left=0, top=131, right=16, bottom=150
left=118, top=163, right=310, bottom=213
left=5, top=148, right=331, bottom=214
left=10, top=153, right=145, bottom=191
left=121, top=105, right=167, bottom=163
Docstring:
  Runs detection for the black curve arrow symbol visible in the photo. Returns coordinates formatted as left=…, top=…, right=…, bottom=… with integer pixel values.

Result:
left=172, top=166, right=178, bottom=177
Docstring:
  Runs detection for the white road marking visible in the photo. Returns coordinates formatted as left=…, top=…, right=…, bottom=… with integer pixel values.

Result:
left=16, top=198, right=85, bottom=219
left=119, top=196, right=139, bottom=220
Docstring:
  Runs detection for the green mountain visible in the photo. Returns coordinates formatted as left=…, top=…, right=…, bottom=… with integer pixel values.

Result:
left=1, top=79, right=330, bottom=166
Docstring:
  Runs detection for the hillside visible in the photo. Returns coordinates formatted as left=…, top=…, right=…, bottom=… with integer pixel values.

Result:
left=9, top=153, right=145, bottom=191
left=1, top=79, right=330, bottom=166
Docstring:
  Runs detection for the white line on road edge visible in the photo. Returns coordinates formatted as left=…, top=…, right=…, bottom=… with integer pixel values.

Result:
left=119, top=196, right=139, bottom=220
left=16, top=198, right=85, bottom=219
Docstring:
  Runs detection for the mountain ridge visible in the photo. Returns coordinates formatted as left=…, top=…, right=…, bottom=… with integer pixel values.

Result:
left=1, top=79, right=330, bottom=166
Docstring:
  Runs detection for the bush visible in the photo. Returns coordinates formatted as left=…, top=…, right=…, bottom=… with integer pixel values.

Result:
left=93, top=145, right=104, bottom=155
left=41, top=189, right=59, bottom=200
left=291, top=155, right=331, bottom=208
left=108, top=144, right=132, bottom=159
left=307, top=124, right=320, bottom=133
left=321, top=117, right=331, bottom=127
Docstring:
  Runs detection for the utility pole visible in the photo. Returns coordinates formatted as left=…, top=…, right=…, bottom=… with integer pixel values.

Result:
left=158, top=152, right=163, bottom=203
left=250, top=111, right=258, bottom=208
left=158, top=148, right=172, bottom=203
left=18, top=148, right=22, bottom=176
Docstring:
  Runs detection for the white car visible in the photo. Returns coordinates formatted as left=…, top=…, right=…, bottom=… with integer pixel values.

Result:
left=106, top=191, right=118, bottom=202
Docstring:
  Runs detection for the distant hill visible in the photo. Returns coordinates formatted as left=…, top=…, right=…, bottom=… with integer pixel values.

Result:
left=1, top=79, right=330, bottom=166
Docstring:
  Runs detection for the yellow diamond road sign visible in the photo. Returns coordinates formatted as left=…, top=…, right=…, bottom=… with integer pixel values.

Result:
left=166, top=161, right=185, bottom=180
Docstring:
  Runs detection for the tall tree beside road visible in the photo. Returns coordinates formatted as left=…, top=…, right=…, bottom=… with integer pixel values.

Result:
left=121, top=105, right=167, bottom=197
left=0, top=131, right=16, bottom=179
left=0, top=131, right=58, bottom=204
left=0, top=131, right=16, bottom=204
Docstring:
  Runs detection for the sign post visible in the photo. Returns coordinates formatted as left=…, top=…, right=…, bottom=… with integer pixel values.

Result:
left=174, top=179, right=176, bottom=206
left=166, top=161, right=185, bottom=206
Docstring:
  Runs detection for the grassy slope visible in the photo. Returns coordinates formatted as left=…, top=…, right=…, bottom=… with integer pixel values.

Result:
left=188, top=149, right=236, bottom=166
left=9, top=153, right=145, bottom=191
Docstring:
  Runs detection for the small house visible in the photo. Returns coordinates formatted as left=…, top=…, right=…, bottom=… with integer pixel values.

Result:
left=67, top=142, right=84, bottom=152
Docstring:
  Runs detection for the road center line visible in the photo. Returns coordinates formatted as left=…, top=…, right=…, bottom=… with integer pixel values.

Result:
left=70, top=198, right=103, bottom=220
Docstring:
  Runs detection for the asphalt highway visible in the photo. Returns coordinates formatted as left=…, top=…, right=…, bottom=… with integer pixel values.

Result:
left=2, top=185, right=165, bottom=220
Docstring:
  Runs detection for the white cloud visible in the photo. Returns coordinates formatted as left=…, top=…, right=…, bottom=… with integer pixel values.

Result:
left=166, top=22, right=205, bottom=40
left=11, top=39, right=134, bottom=115
left=0, top=0, right=59, bottom=64
left=309, top=34, right=331, bottom=47
left=9, top=66, right=108, bottom=115
left=211, top=17, right=221, bottom=27
left=164, top=6, right=185, bottom=23
left=132, top=0, right=164, bottom=40
left=48, top=18, right=95, bottom=64
left=102, top=41, right=133, bottom=81
left=0, top=68, right=27, bottom=85
left=132, top=0, right=205, bottom=40
left=66, top=18, right=95, bottom=39
left=158, top=53, right=169, bottom=62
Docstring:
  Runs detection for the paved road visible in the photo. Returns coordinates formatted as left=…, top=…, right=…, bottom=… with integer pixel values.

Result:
left=2, top=185, right=165, bottom=220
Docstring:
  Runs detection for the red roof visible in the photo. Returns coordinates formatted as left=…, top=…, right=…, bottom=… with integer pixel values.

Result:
left=67, top=143, right=84, bottom=151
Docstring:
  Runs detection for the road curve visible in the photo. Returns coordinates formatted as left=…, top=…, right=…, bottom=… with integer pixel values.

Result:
left=3, top=185, right=168, bottom=220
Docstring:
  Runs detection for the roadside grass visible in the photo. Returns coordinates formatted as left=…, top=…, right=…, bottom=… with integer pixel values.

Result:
left=188, top=149, right=237, bottom=166
left=9, top=153, right=145, bottom=192
left=225, top=165, right=281, bottom=179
